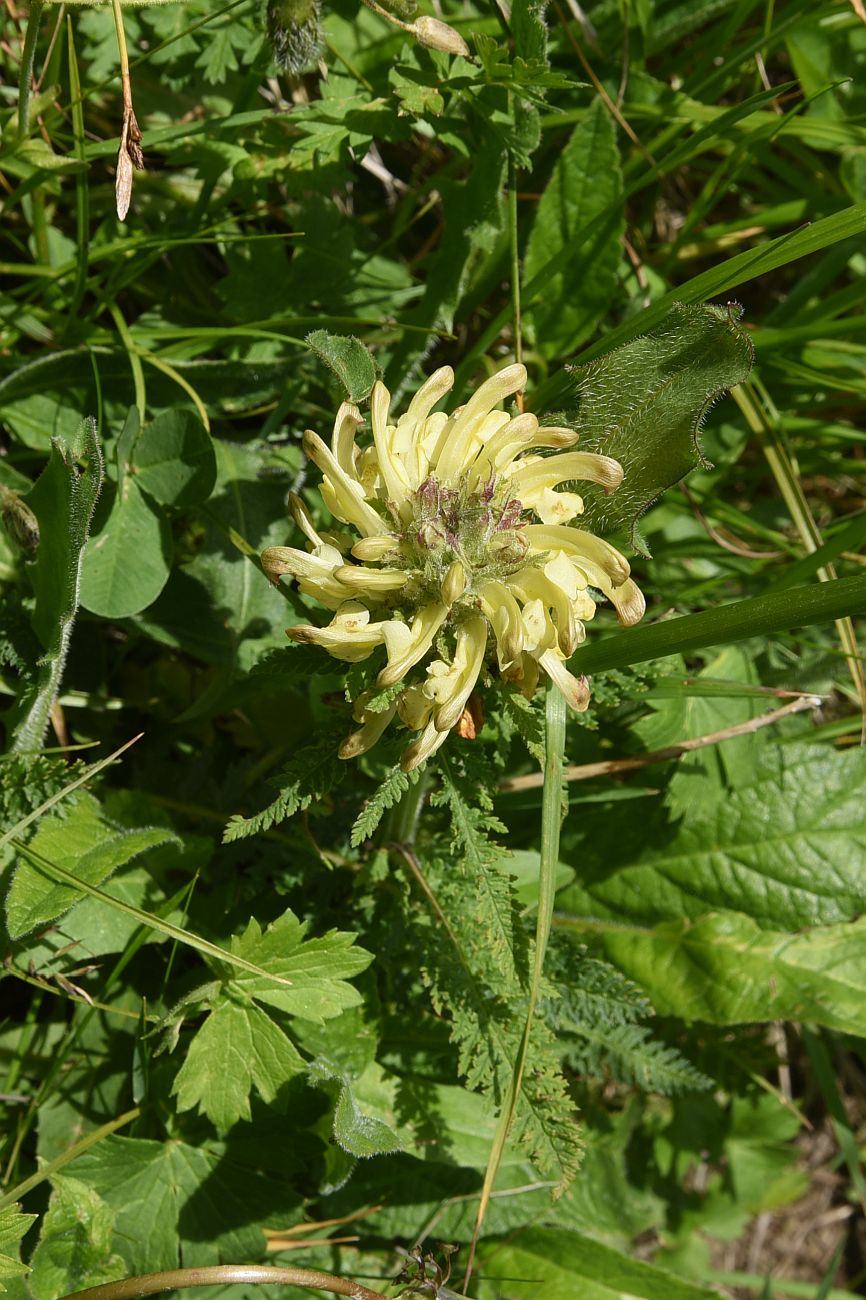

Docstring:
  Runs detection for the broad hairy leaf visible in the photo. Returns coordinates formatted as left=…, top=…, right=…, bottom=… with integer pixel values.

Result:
left=569, top=909, right=866, bottom=1036
left=565, top=302, right=754, bottom=551
left=558, top=744, right=866, bottom=1032
left=524, top=99, right=624, bottom=357
left=11, top=419, right=104, bottom=752
left=306, top=330, right=378, bottom=402
left=66, top=1135, right=301, bottom=1273
left=310, top=1059, right=405, bottom=1159
left=5, top=794, right=180, bottom=939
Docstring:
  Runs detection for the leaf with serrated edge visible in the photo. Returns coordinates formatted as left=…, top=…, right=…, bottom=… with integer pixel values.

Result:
left=65, top=1136, right=300, bottom=1273
left=0, top=1205, right=36, bottom=1293
left=27, top=1178, right=125, bottom=1300
left=172, top=996, right=305, bottom=1130
left=574, top=909, right=866, bottom=1036
left=227, top=911, right=373, bottom=1022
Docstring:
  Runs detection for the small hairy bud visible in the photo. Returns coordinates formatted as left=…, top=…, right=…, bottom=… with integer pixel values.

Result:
left=412, top=15, right=469, bottom=56
left=0, top=485, right=40, bottom=553
left=266, top=0, right=323, bottom=74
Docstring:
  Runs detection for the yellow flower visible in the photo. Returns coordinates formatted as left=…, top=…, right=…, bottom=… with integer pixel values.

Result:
left=263, top=362, right=644, bottom=771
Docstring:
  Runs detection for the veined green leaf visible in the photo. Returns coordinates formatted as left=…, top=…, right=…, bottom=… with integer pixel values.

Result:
left=131, top=409, right=217, bottom=507
left=172, top=994, right=305, bottom=1131
left=524, top=100, right=624, bottom=357
left=227, top=910, right=373, bottom=1022
left=64, top=1136, right=301, bottom=1273
left=27, top=1179, right=124, bottom=1300
left=559, top=745, right=866, bottom=931
left=557, top=910, right=866, bottom=1037
left=79, top=476, right=172, bottom=619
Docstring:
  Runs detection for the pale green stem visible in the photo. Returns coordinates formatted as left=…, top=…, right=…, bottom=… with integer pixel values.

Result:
left=508, top=152, right=523, bottom=369
left=110, top=0, right=133, bottom=115
left=463, top=684, right=567, bottom=1290
left=56, top=1265, right=389, bottom=1300
left=108, top=302, right=146, bottom=420
left=65, top=15, right=90, bottom=330
left=358, top=0, right=414, bottom=34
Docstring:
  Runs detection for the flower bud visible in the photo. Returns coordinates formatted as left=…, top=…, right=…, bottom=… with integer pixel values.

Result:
left=0, top=484, right=39, bottom=553
left=412, top=15, right=469, bottom=57
left=266, top=0, right=323, bottom=74
left=440, top=560, right=466, bottom=607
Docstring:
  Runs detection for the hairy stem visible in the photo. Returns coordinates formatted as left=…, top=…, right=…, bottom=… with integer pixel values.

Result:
left=17, top=0, right=45, bottom=140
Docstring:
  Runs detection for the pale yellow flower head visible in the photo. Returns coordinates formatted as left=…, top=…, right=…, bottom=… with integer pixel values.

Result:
left=263, top=363, right=645, bottom=771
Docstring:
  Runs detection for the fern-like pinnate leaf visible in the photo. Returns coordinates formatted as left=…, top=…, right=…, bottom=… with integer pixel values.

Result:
left=407, top=858, right=582, bottom=1191
left=351, top=765, right=418, bottom=847
left=434, top=751, right=527, bottom=990
left=547, top=941, right=712, bottom=1095
left=500, top=688, right=545, bottom=764
left=563, top=1023, right=713, bottom=1094
left=400, top=756, right=581, bottom=1193
left=223, top=734, right=343, bottom=842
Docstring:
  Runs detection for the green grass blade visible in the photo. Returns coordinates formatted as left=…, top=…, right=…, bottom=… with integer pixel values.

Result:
left=568, top=574, right=866, bottom=676
left=10, top=840, right=295, bottom=989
